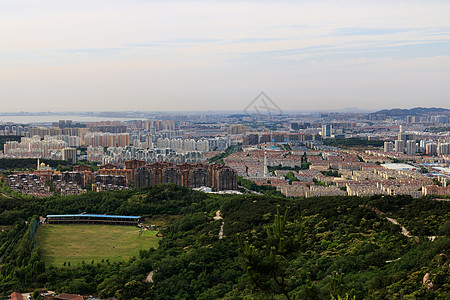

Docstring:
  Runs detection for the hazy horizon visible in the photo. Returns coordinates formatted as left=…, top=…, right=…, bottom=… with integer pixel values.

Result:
left=1, top=105, right=449, bottom=116
left=1, top=0, right=450, bottom=112
left=1, top=106, right=449, bottom=114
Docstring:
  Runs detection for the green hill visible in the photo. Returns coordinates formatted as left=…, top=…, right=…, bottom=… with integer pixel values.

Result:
left=0, top=184, right=448, bottom=299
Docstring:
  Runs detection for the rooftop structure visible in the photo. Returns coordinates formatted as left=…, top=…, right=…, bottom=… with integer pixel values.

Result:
left=46, top=214, right=141, bottom=225
left=381, top=163, right=416, bottom=171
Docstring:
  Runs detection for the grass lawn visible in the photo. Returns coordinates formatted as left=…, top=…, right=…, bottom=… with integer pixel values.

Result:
left=37, top=224, right=161, bottom=266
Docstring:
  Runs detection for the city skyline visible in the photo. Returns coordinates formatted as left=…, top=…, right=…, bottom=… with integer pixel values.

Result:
left=1, top=0, right=450, bottom=112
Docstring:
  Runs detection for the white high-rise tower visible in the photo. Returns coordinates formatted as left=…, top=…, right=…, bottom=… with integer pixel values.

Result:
left=263, top=145, right=268, bottom=177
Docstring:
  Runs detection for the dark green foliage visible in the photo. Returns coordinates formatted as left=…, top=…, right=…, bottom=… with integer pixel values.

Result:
left=0, top=183, right=208, bottom=225
left=321, top=170, right=341, bottom=177
left=238, top=207, right=302, bottom=299
left=323, top=138, right=384, bottom=148
left=367, top=195, right=450, bottom=236
left=426, top=126, right=450, bottom=133
left=237, top=176, right=283, bottom=196
left=208, top=144, right=242, bottom=165
left=282, top=144, right=292, bottom=151
left=0, top=158, right=72, bottom=170
left=313, top=178, right=327, bottom=186
left=0, top=187, right=448, bottom=299
left=76, top=160, right=99, bottom=171
left=267, top=162, right=311, bottom=174
left=285, top=172, right=299, bottom=182
left=439, top=220, right=450, bottom=236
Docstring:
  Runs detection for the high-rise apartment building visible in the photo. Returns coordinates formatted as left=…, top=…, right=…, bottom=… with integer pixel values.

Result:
left=406, top=140, right=417, bottom=155
left=398, top=132, right=415, bottom=142
left=438, top=142, right=450, bottom=155
left=394, top=140, right=405, bottom=153
left=84, top=133, right=130, bottom=147
left=62, top=147, right=77, bottom=163
left=426, top=143, right=438, bottom=156
left=321, top=124, right=332, bottom=138
left=384, top=141, right=394, bottom=153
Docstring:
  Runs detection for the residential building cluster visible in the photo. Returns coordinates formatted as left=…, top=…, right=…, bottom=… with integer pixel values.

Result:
left=230, top=144, right=449, bottom=198
left=4, top=136, right=68, bottom=159
left=241, top=132, right=322, bottom=145
left=100, top=146, right=203, bottom=164
left=7, top=174, right=52, bottom=197
left=1, top=108, right=450, bottom=198
left=135, top=162, right=237, bottom=191
left=1, top=120, right=230, bottom=165
left=155, top=137, right=229, bottom=152
left=4, top=158, right=238, bottom=197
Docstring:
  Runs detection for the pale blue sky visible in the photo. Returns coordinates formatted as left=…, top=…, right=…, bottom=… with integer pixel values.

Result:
left=1, top=0, right=449, bottom=112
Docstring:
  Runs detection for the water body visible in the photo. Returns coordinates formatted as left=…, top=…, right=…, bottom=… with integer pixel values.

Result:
left=0, top=115, right=147, bottom=124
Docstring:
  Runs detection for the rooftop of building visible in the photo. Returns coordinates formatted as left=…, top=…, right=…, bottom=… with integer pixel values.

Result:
left=46, top=214, right=140, bottom=219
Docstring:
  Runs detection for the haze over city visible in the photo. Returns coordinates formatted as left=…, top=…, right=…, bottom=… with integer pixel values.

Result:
left=1, top=0, right=450, bottom=112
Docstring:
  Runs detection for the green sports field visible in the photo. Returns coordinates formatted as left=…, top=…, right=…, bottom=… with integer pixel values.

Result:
left=37, top=224, right=161, bottom=266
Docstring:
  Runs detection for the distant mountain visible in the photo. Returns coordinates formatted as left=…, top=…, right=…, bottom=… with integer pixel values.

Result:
left=288, top=107, right=374, bottom=114
left=370, top=107, right=450, bottom=117
left=330, top=107, right=374, bottom=113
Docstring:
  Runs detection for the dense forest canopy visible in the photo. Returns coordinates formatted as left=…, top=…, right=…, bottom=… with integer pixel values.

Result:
left=0, top=183, right=448, bottom=299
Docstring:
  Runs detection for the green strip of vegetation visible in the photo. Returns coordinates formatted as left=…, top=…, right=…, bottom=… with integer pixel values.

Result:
left=237, top=176, right=283, bottom=196
left=323, top=138, right=384, bottom=148
left=267, top=162, right=311, bottom=174
left=0, top=158, right=73, bottom=171
left=208, top=144, right=242, bottom=164
left=426, top=127, right=450, bottom=133
left=321, top=170, right=341, bottom=177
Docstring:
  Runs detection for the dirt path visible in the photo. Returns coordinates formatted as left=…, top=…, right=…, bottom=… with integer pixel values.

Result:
left=385, top=217, right=414, bottom=238
left=145, top=271, right=154, bottom=283
left=363, top=205, right=422, bottom=241
left=214, top=210, right=224, bottom=239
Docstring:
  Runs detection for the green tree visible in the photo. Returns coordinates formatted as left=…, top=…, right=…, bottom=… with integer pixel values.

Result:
left=439, top=220, right=450, bottom=236
left=238, top=206, right=302, bottom=300
left=32, top=290, right=40, bottom=300
left=331, top=294, right=356, bottom=300
left=285, top=172, right=299, bottom=182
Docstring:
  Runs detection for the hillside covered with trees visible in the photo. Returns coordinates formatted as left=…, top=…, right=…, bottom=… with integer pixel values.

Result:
left=0, top=183, right=448, bottom=299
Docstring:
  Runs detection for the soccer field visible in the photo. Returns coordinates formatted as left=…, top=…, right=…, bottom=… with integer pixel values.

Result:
left=37, top=224, right=161, bottom=266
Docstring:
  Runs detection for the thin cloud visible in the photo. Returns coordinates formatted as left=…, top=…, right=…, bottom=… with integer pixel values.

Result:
left=1, top=0, right=450, bottom=111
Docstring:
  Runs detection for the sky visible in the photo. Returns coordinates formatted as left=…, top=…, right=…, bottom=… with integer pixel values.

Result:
left=1, top=0, right=450, bottom=112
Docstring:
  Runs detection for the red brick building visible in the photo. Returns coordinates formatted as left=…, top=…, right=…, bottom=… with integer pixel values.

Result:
left=135, top=162, right=237, bottom=191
